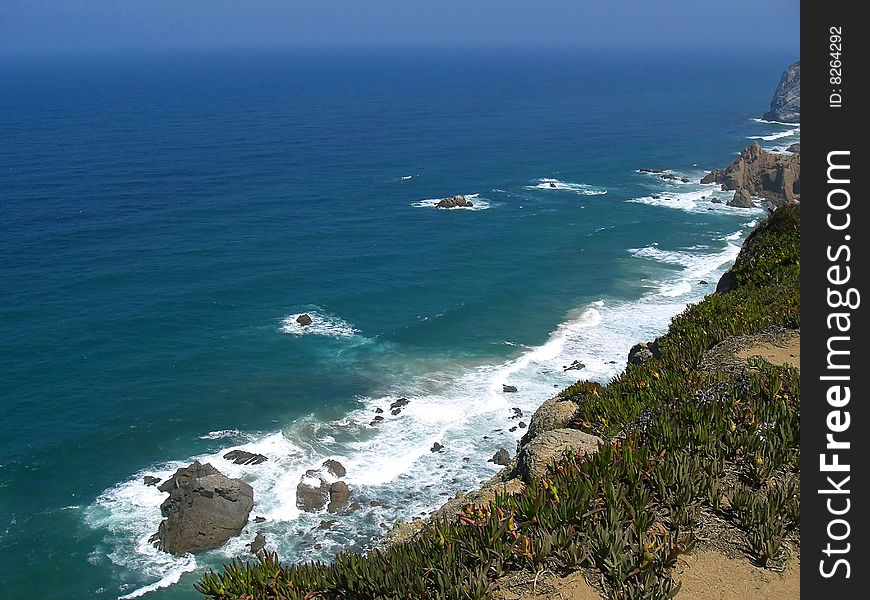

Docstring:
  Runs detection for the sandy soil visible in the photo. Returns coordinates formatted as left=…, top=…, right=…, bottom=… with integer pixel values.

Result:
left=494, top=570, right=601, bottom=600
left=675, top=549, right=800, bottom=599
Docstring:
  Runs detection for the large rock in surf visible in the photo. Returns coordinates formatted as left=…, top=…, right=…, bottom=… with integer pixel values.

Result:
left=296, top=313, right=313, bottom=326
left=701, top=141, right=800, bottom=207
left=762, top=61, right=800, bottom=123
left=490, top=448, right=512, bottom=466
left=323, top=459, right=347, bottom=478
left=515, top=429, right=601, bottom=483
left=435, top=195, right=473, bottom=208
left=519, top=396, right=580, bottom=446
left=223, top=450, right=268, bottom=465
left=151, top=461, right=254, bottom=555
left=296, top=470, right=331, bottom=512
left=328, top=481, right=350, bottom=513
left=727, top=189, right=756, bottom=209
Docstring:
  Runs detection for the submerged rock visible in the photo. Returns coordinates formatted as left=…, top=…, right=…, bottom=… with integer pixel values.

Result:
left=151, top=461, right=254, bottom=555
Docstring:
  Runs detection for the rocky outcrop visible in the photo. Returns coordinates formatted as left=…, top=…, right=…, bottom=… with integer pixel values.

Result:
left=296, top=313, right=313, bottom=326
left=701, top=142, right=799, bottom=207
left=519, top=396, right=579, bottom=446
left=727, top=189, right=755, bottom=209
left=502, top=384, right=518, bottom=393
left=435, top=195, right=473, bottom=209
left=249, top=532, right=266, bottom=554
left=787, top=143, right=800, bottom=154
left=223, top=450, right=268, bottom=465
left=151, top=461, right=254, bottom=555
left=143, top=476, right=161, bottom=487
left=763, top=61, right=800, bottom=123
left=628, top=340, right=661, bottom=365
left=296, top=463, right=352, bottom=513
left=563, top=360, right=585, bottom=371
left=514, top=429, right=601, bottom=483
left=490, top=448, right=511, bottom=466
left=328, top=481, right=350, bottom=513
left=322, top=459, right=346, bottom=478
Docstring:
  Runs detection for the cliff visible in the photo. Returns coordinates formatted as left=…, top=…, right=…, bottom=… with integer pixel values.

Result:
left=701, top=141, right=800, bottom=207
left=762, top=61, right=800, bottom=123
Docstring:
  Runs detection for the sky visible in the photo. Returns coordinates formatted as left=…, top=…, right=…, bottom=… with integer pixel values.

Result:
left=1, top=0, right=800, bottom=55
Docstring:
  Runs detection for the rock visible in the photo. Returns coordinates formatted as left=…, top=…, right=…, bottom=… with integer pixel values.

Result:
left=699, top=280, right=709, bottom=285
left=370, top=499, right=385, bottom=507
left=374, top=407, right=384, bottom=414
left=727, top=189, right=755, bottom=208
left=549, top=182, right=557, bottom=188
left=710, top=197, right=722, bottom=204
left=391, top=409, right=402, bottom=416
left=296, top=313, right=313, bottom=326
left=151, top=461, right=254, bottom=555
left=660, top=173, right=678, bottom=180
left=223, top=450, right=268, bottom=466
left=318, top=519, right=338, bottom=530
left=253, top=516, right=266, bottom=523
left=700, top=141, right=800, bottom=207
left=502, top=384, right=518, bottom=393
left=510, top=407, right=523, bottom=419
left=327, top=481, right=350, bottom=513
left=639, top=168, right=666, bottom=173
left=515, top=429, right=602, bottom=483
left=762, top=61, right=800, bottom=123
left=373, top=415, right=384, bottom=422
left=519, top=396, right=579, bottom=446
left=389, top=398, right=410, bottom=410
left=296, top=473, right=330, bottom=513
left=509, top=426, right=517, bottom=432
left=681, top=177, right=690, bottom=183
left=651, top=194, right=661, bottom=199
left=249, top=533, right=266, bottom=554
left=716, top=270, right=738, bottom=294
left=435, top=195, right=473, bottom=209
left=563, top=360, right=585, bottom=371
left=518, top=421, right=527, bottom=429
left=628, top=340, right=661, bottom=365
left=430, top=442, right=444, bottom=453
left=787, top=143, right=800, bottom=154
left=322, top=459, right=346, bottom=478
left=489, top=448, right=512, bottom=466
left=143, top=476, right=161, bottom=487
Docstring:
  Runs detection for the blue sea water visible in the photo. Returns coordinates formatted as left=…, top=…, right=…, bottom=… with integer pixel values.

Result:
left=0, top=48, right=798, bottom=599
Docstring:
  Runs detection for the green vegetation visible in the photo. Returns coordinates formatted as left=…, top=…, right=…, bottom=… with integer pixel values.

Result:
left=196, top=204, right=800, bottom=599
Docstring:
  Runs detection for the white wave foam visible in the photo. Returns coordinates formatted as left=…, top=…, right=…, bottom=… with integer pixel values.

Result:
left=629, top=188, right=765, bottom=216
left=198, top=429, right=247, bottom=441
left=752, top=118, right=800, bottom=127
left=526, top=178, right=607, bottom=195
left=411, top=194, right=491, bottom=211
left=118, top=561, right=197, bottom=599
left=280, top=311, right=360, bottom=338
left=747, top=128, right=800, bottom=141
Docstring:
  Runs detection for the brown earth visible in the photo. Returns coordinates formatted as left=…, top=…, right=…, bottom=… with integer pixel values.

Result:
left=675, top=549, right=800, bottom=599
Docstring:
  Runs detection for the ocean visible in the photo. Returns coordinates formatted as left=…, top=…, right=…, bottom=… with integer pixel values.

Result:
left=0, top=48, right=799, bottom=599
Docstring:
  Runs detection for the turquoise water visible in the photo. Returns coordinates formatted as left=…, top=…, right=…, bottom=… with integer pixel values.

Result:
left=0, top=48, right=798, bottom=598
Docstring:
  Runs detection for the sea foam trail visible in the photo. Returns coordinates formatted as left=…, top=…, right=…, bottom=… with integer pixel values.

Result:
left=526, top=178, right=607, bottom=195
left=281, top=310, right=361, bottom=338
left=86, top=218, right=757, bottom=596
left=747, top=128, right=800, bottom=142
